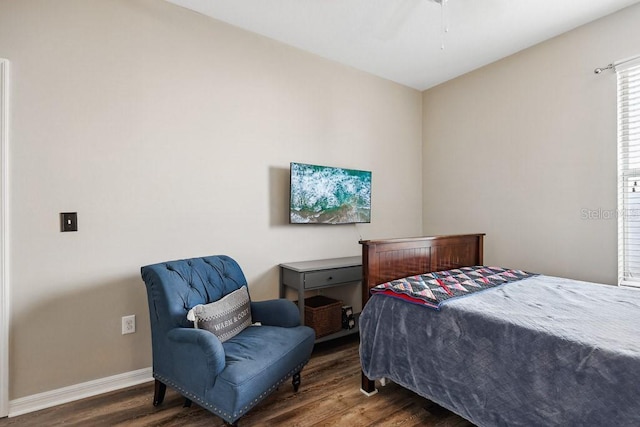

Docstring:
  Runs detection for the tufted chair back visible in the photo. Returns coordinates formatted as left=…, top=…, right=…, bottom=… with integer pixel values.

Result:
left=142, top=255, right=247, bottom=330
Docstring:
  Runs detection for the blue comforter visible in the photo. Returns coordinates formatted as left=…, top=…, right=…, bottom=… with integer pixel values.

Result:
left=359, top=275, right=640, bottom=426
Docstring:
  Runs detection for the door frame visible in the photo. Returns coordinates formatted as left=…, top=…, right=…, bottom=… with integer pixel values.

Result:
left=0, top=58, right=10, bottom=418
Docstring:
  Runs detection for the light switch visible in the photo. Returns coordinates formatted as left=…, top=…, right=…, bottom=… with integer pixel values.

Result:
left=60, top=212, right=78, bottom=232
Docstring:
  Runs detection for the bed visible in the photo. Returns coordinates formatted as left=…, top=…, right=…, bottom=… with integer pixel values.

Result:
left=358, top=234, right=640, bottom=426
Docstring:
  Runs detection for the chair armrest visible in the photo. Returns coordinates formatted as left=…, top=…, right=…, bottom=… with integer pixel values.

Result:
left=166, top=328, right=226, bottom=378
left=251, top=299, right=300, bottom=327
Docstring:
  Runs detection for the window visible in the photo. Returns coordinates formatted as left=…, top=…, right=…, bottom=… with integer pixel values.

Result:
left=617, top=58, right=640, bottom=287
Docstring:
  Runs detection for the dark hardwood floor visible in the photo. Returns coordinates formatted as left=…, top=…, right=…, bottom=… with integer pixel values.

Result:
left=0, top=335, right=474, bottom=426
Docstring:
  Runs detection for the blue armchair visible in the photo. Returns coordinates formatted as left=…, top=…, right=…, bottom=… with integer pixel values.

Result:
left=140, top=255, right=315, bottom=425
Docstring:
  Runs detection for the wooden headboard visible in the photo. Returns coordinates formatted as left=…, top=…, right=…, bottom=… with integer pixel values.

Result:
left=359, top=234, right=485, bottom=306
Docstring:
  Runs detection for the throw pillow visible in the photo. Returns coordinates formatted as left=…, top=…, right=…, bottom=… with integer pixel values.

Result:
left=187, top=286, right=252, bottom=342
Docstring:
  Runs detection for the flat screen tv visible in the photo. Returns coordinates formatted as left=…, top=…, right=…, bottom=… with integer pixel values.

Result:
left=289, top=162, right=371, bottom=224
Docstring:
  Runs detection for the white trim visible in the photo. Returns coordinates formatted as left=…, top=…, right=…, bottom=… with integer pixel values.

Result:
left=0, top=58, right=10, bottom=418
left=8, top=367, right=153, bottom=417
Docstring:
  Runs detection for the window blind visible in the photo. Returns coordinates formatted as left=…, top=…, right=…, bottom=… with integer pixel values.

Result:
left=617, top=58, right=640, bottom=287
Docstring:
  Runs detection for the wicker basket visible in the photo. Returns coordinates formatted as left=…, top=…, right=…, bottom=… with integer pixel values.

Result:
left=302, top=295, right=343, bottom=338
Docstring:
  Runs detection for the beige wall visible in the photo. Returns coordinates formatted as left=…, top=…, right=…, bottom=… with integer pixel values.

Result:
left=422, top=4, right=640, bottom=285
left=0, top=0, right=423, bottom=399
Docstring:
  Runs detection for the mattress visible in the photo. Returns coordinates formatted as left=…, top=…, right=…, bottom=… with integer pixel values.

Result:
left=359, top=275, right=640, bottom=426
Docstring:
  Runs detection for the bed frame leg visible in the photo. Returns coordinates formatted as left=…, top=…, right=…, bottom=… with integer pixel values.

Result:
left=360, top=371, right=378, bottom=396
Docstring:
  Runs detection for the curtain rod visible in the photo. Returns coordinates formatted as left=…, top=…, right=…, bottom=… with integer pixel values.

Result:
left=594, top=55, right=640, bottom=74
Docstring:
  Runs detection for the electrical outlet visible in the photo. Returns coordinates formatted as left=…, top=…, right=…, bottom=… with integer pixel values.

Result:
left=122, top=315, right=136, bottom=335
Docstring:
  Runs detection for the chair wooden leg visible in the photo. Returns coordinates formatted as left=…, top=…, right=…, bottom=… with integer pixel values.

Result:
left=153, top=380, right=167, bottom=406
left=183, top=398, right=192, bottom=408
left=292, top=372, right=301, bottom=392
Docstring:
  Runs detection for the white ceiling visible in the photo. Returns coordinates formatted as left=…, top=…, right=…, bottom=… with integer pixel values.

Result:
left=165, top=0, right=640, bottom=91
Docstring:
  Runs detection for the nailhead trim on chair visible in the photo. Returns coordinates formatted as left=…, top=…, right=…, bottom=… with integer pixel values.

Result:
left=154, top=359, right=309, bottom=423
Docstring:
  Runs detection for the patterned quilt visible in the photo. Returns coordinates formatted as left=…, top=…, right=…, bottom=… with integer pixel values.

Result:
left=370, top=266, right=537, bottom=310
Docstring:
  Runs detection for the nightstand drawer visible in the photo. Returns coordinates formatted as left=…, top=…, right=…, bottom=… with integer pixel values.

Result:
left=304, top=266, right=361, bottom=289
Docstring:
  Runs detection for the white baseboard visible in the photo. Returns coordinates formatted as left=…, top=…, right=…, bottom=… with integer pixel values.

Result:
left=8, top=367, right=153, bottom=417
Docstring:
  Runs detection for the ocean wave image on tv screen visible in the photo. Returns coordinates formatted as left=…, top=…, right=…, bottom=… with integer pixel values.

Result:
left=291, top=164, right=371, bottom=224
